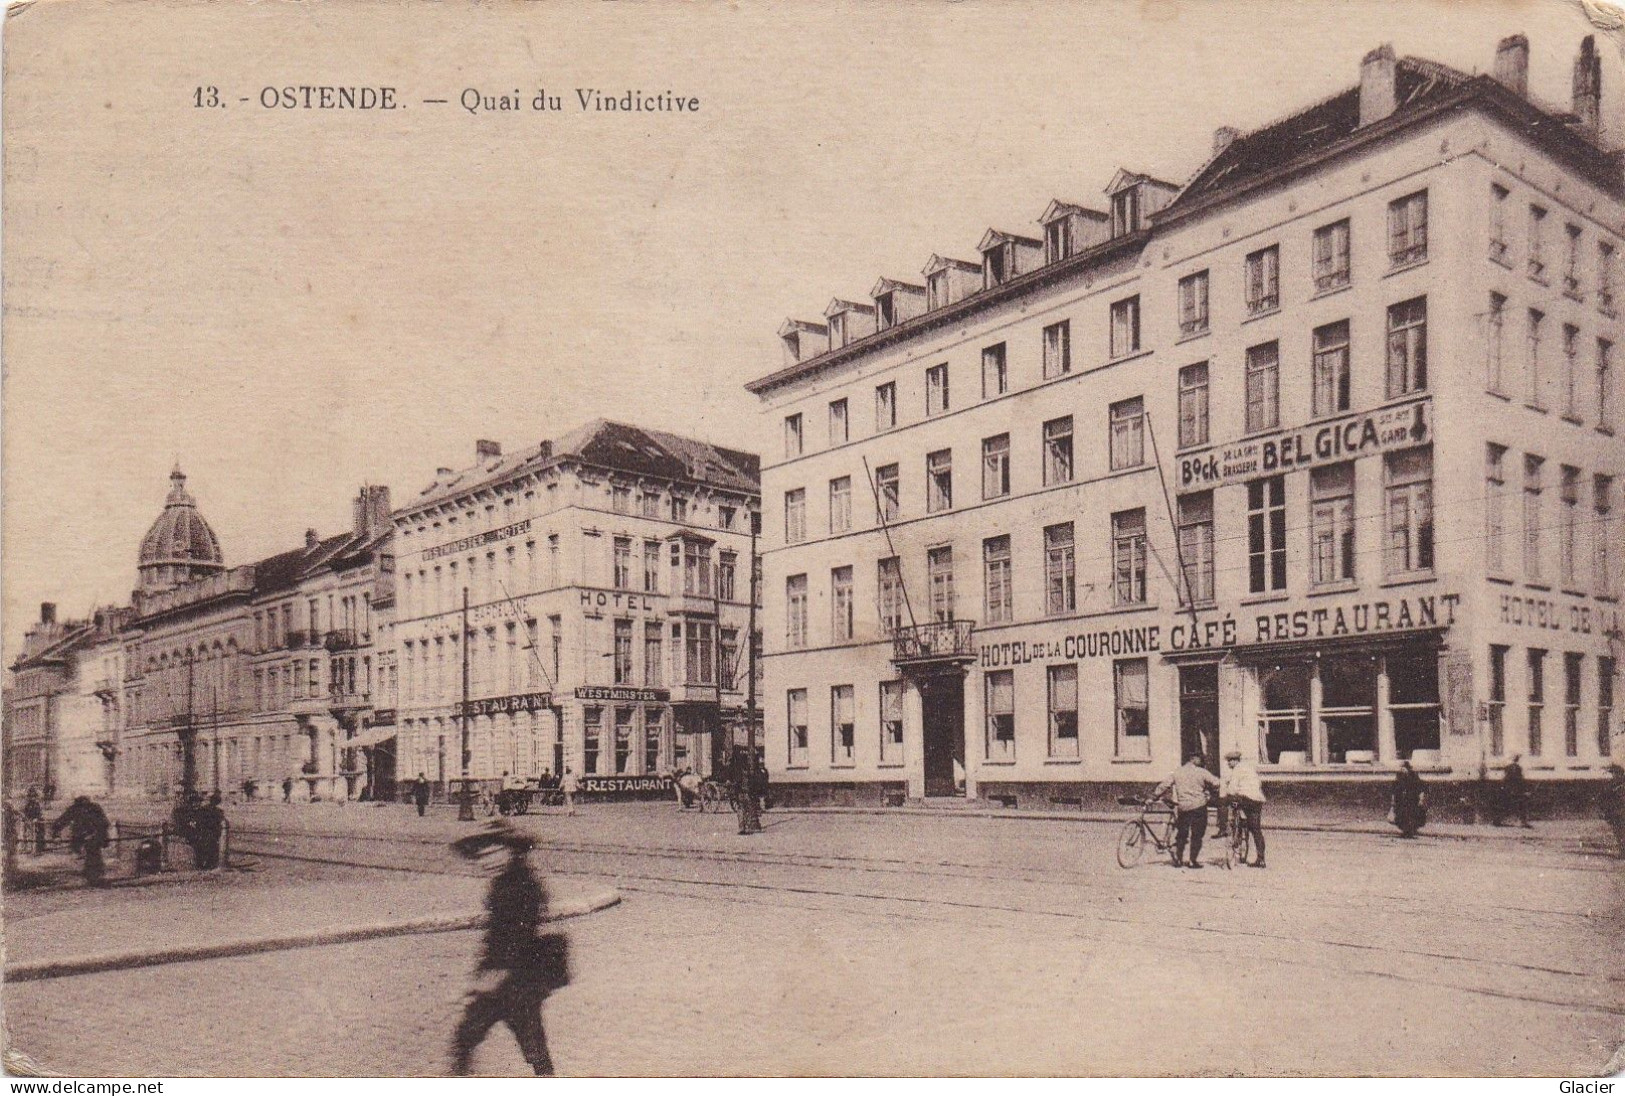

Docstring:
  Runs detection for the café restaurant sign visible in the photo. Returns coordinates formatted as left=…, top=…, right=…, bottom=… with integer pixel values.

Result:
left=579, top=774, right=673, bottom=795
left=1177, top=399, right=1430, bottom=491
left=978, top=590, right=1461, bottom=668
left=575, top=685, right=670, bottom=702
left=466, top=691, right=553, bottom=717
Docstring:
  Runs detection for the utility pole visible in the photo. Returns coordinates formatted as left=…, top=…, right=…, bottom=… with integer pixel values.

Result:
left=211, top=686, right=221, bottom=794
left=738, top=513, right=762, bottom=836
left=180, top=649, right=198, bottom=797
left=458, top=587, right=476, bottom=821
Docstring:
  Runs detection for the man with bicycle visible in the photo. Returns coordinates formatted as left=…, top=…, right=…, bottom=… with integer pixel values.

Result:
left=1154, top=754, right=1221, bottom=869
left=1220, top=749, right=1267, bottom=868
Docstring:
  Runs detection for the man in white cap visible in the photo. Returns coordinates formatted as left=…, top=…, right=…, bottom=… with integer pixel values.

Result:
left=1220, top=749, right=1267, bottom=868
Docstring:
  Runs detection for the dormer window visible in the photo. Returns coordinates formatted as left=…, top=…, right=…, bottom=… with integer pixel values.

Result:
left=984, top=245, right=1009, bottom=289
left=875, top=292, right=896, bottom=330
left=927, top=271, right=949, bottom=310
left=1111, top=187, right=1140, bottom=237
left=829, top=312, right=847, bottom=348
left=1045, top=218, right=1075, bottom=263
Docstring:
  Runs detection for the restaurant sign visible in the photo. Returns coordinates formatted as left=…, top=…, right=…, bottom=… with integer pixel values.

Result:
left=466, top=691, right=553, bottom=717
left=575, top=685, right=671, bottom=702
left=579, top=774, right=673, bottom=795
left=1177, top=399, right=1430, bottom=491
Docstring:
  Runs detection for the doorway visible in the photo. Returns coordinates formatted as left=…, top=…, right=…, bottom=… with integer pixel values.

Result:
left=920, top=674, right=965, bottom=797
left=1179, top=664, right=1220, bottom=772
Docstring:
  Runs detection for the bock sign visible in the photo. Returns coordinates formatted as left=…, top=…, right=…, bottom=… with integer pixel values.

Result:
left=1177, top=399, right=1430, bottom=491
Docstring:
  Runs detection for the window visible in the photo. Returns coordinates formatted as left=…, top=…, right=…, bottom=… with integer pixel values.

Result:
left=683, top=541, right=712, bottom=596
left=1045, top=522, right=1076, bottom=615
left=1045, top=217, right=1074, bottom=263
left=1600, top=339, right=1615, bottom=431
left=1528, top=205, right=1547, bottom=280
left=670, top=495, right=688, bottom=523
left=785, top=575, right=808, bottom=648
left=1248, top=476, right=1287, bottom=593
left=613, top=619, right=633, bottom=685
left=927, top=546, right=956, bottom=622
left=1597, top=475, right=1616, bottom=597
left=1389, top=190, right=1428, bottom=267
left=784, top=488, right=806, bottom=544
left=1178, top=270, right=1209, bottom=336
left=1487, top=292, right=1507, bottom=393
left=1385, top=447, right=1434, bottom=576
left=1043, top=321, right=1071, bottom=378
left=1524, top=455, right=1545, bottom=581
left=878, top=557, right=904, bottom=634
left=828, top=312, right=846, bottom=348
left=1489, top=645, right=1509, bottom=756
left=645, top=709, right=663, bottom=773
left=875, top=292, right=896, bottom=330
left=1386, top=297, right=1427, bottom=396
left=926, top=449, right=953, bottom=513
left=583, top=708, right=601, bottom=774
left=1601, top=242, right=1617, bottom=315
left=1561, top=466, right=1581, bottom=587
left=982, top=435, right=1010, bottom=500
left=1310, top=463, right=1356, bottom=586
left=1111, top=186, right=1140, bottom=237
left=784, top=414, right=803, bottom=458
left=875, top=463, right=900, bottom=521
left=879, top=681, right=904, bottom=765
left=1109, top=397, right=1145, bottom=470
left=831, top=685, right=855, bottom=765
left=984, top=243, right=1010, bottom=288
left=1565, top=224, right=1583, bottom=297
left=1110, top=296, right=1141, bottom=358
left=1245, top=245, right=1280, bottom=313
left=640, top=489, right=661, bottom=518
left=1177, top=492, right=1215, bottom=604
left=926, top=363, right=950, bottom=416
left=718, top=551, right=737, bottom=601
left=787, top=689, right=808, bottom=767
left=1048, top=664, right=1079, bottom=759
left=982, top=343, right=1008, bottom=398
left=685, top=623, right=715, bottom=687
left=1114, top=659, right=1150, bottom=759
left=1307, top=218, right=1351, bottom=291
left=1112, top=509, right=1147, bottom=606
left=826, top=477, right=852, bottom=535
left=1528, top=648, right=1547, bottom=756
left=548, top=616, right=561, bottom=683
left=643, top=540, right=661, bottom=593
left=612, top=537, right=632, bottom=589
left=1043, top=416, right=1074, bottom=485
left=1565, top=652, right=1584, bottom=756
left=983, top=535, right=1012, bottom=624
left=1600, top=657, right=1616, bottom=757
left=611, top=484, right=631, bottom=514
left=828, top=399, right=848, bottom=445
left=985, top=670, right=1015, bottom=762
left=644, top=622, right=663, bottom=688
left=1245, top=342, right=1280, bottom=432
left=1486, top=444, right=1508, bottom=574
left=1489, top=183, right=1509, bottom=262
left=875, top=381, right=897, bottom=431
left=1178, top=363, right=1209, bottom=448
left=831, top=566, right=854, bottom=642
left=1312, top=320, right=1351, bottom=417
left=1526, top=309, right=1546, bottom=409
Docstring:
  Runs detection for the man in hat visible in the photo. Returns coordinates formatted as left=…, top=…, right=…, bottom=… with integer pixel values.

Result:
left=1154, top=754, right=1221, bottom=869
left=413, top=772, right=432, bottom=817
left=1220, top=749, right=1267, bottom=868
left=1496, top=754, right=1532, bottom=828
left=50, top=796, right=110, bottom=886
left=21, top=787, right=45, bottom=854
left=450, top=821, right=569, bottom=1076
left=192, top=792, right=226, bottom=870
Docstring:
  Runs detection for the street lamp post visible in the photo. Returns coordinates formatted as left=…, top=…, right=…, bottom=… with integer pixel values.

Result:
left=737, top=513, right=762, bottom=836
left=457, top=586, right=475, bottom=821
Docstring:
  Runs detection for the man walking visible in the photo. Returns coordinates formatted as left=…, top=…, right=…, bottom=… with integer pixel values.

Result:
left=450, top=821, right=569, bottom=1076
left=1154, top=754, right=1220, bottom=869
left=413, top=772, right=432, bottom=817
left=192, top=793, right=226, bottom=869
left=1220, top=750, right=1266, bottom=867
left=50, top=795, right=111, bottom=886
left=22, top=787, right=45, bottom=854
left=1496, top=754, right=1532, bottom=828
left=1391, top=760, right=1427, bottom=838
left=560, top=767, right=578, bottom=816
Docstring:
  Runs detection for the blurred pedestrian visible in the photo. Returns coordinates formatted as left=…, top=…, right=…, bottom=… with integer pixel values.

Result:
left=3, top=800, right=17, bottom=875
left=560, top=768, right=577, bottom=816
left=51, top=796, right=110, bottom=886
left=1495, top=755, right=1532, bottom=828
left=282, top=776, right=294, bottom=804
left=1154, top=754, right=1220, bottom=869
left=450, top=821, right=569, bottom=1076
left=413, top=772, right=431, bottom=817
left=1601, top=764, right=1625, bottom=859
left=1391, top=761, right=1427, bottom=838
left=22, top=788, right=44, bottom=854
left=193, top=792, right=226, bottom=869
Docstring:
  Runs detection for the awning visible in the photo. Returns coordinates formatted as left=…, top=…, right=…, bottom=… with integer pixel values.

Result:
left=347, top=725, right=398, bottom=749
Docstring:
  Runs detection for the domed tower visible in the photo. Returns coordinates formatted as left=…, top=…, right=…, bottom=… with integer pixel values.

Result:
left=137, top=464, right=225, bottom=594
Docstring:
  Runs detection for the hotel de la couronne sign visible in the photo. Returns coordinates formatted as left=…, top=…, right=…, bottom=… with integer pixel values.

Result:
left=1176, top=398, right=1430, bottom=491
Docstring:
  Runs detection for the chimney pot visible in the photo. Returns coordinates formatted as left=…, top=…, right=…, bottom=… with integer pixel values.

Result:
left=305, top=528, right=319, bottom=549
left=1573, top=34, right=1601, bottom=136
left=1212, top=126, right=1241, bottom=156
left=40, top=602, right=56, bottom=625
left=436, top=466, right=454, bottom=477
left=1495, top=34, right=1530, bottom=98
left=476, top=439, right=502, bottom=461
left=1359, top=44, right=1398, bottom=128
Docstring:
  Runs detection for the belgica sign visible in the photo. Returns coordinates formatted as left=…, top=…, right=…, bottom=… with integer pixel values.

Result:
left=1177, top=397, right=1430, bottom=491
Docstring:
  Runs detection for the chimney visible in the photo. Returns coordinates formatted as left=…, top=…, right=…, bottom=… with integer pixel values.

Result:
left=537, top=441, right=553, bottom=461
left=1359, top=44, right=1398, bottom=127
left=353, top=485, right=393, bottom=539
left=1573, top=34, right=1601, bottom=136
left=476, top=439, right=502, bottom=462
left=1495, top=34, right=1530, bottom=98
left=40, top=602, right=56, bottom=625
left=305, top=528, right=320, bottom=549
left=1212, top=126, right=1240, bottom=156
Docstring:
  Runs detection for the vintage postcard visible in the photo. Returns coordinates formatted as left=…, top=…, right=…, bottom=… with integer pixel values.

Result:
left=2, top=0, right=1623, bottom=1079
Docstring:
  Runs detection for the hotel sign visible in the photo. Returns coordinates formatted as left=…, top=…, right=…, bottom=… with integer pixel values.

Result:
left=1177, top=399, right=1430, bottom=491
left=575, top=685, right=670, bottom=702
left=579, top=589, right=658, bottom=612
left=978, top=590, right=1462, bottom=667
left=421, top=519, right=533, bottom=562
left=466, top=691, right=553, bottom=717
left=1497, top=592, right=1622, bottom=637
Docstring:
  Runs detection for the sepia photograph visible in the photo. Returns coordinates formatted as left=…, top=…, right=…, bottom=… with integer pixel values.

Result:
left=2, top=0, right=1623, bottom=1079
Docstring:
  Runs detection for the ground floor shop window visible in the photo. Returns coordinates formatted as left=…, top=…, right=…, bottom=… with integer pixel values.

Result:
left=1389, top=654, right=1441, bottom=759
left=1564, top=653, right=1583, bottom=757
left=1259, top=664, right=1311, bottom=763
left=879, top=680, right=904, bottom=765
left=1489, top=645, right=1509, bottom=756
left=1114, top=659, right=1149, bottom=759
left=646, top=707, right=664, bottom=773
left=614, top=707, right=634, bottom=773
left=787, top=689, right=808, bottom=767
left=1601, top=657, right=1616, bottom=757
left=1179, top=664, right=1219, bottom=763
left=1528, top=649, right=1547, bottom=757
left=584, top=707, right=602, bottom=774
left=1048, top=665, right=1079, bottom=758
left=831, top=685, right=855, bottom=766
left=1319, top=655, right=1377, bottom=762
left=985, top=670, right=1015, bottom=762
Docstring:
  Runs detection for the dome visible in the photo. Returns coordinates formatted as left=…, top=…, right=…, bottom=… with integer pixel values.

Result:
left=138, top=465, right=224, bottom=592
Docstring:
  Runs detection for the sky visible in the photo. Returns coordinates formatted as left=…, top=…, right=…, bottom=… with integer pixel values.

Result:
left=3, top=0, right=1621, bottom=662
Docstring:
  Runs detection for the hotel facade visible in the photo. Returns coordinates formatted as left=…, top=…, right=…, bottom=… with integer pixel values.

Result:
left=389, top=421, right=760, bottom=796
left=747, top=37, right=1625, bottom=811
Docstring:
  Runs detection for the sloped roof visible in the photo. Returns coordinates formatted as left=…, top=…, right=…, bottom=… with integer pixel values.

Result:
left=251, top=531, right=360, bottom=596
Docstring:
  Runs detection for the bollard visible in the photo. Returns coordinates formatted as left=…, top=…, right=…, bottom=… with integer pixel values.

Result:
left=220, top=818, right=230, bottom=870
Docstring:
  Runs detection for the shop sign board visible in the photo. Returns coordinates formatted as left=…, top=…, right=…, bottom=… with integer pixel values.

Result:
left=466, top=691, right=553, bottom=717
left=421, top=519, right=533, bottom=562
left=575, top=685, right=670, bottom=702
left=579, top=774, right=673, bottom=795
left=1176, top=399, right=1430, bottom=491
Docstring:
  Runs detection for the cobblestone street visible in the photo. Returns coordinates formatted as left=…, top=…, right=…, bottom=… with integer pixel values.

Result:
left=4, top=802, right=1621, bottom=1076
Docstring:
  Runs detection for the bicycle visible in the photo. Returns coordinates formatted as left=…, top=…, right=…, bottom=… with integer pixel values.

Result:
left=1222, top=799, right=1254, bottom=869
left=1115, top=795, right=1180, bottom=868
left=697, top=778, right=737, bottom=814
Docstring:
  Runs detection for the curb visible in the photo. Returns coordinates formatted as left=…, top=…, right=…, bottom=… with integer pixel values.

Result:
left=3, top=886, right=621, bottom=984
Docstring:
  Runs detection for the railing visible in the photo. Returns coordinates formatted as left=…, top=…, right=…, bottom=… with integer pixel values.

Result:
left=891, top=620, right=977, bottom=664
left=284, top=630, right=313, bottom=648
left=323, top=629, right=359, bottom=651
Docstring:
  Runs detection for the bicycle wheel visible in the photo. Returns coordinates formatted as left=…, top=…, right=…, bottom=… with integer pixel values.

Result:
left=700, top=784, right=721, bottom=813
left=1116, top=821, right=1146, bottom=868
left=1162, top=815, right=1182, bottom=866
left=1224, top=826, right=1241, bottom=869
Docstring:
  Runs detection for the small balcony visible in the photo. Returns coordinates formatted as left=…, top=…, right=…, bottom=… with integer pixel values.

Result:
left=284, top=630, right=313, bottom=649
left=323, top=629, right=359, bottom=651
left=666, top=593, right=719, bottom=617
left=328, top=688, right=371, bottom=715
left=891, top=620, right=977, bottom=667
